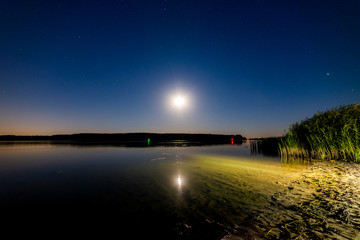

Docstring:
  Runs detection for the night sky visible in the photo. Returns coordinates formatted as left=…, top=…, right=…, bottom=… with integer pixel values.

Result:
left=1, top=0, right=359, bottom=137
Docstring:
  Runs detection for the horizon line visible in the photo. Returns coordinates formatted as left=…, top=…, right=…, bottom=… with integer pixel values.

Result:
left=0, top=132, right=246, bottom=137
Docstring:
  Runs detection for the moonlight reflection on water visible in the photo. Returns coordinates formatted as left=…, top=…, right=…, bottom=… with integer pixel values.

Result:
left=2, top=142, right=358, bottom=239
left=177, top=176, right=182, bottom=186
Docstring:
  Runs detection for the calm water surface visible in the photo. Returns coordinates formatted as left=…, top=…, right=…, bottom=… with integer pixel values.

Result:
left=0, top=142, right=310, bottom=239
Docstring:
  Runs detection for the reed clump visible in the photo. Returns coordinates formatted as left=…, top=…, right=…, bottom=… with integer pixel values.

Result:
left=280, top=104, right=360, bottom=162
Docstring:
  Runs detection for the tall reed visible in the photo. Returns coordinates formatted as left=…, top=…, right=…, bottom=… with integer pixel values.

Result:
left=280, top=104, right=360, bottom=162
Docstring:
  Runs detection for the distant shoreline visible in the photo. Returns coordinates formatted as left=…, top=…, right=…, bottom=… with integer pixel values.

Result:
left=0, top=133, right=246, bottom=146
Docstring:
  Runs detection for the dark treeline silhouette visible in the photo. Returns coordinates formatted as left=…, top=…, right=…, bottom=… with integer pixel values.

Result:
left=0, top=133, right=246, bottom=146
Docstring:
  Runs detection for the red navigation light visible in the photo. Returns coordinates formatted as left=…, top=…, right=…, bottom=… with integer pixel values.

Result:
left=231, top=138, right=234, bottom=144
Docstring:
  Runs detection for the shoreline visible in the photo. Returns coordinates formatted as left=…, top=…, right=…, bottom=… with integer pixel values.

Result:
left=0, top=133, right=246, bottom=146
left=223, top=159, right=360, bottom=239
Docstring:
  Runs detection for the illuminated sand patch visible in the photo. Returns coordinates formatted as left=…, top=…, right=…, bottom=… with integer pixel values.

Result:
left=153, top=154, right=310, bottom=228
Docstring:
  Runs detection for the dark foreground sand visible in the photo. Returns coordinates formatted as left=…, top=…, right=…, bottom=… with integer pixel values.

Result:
left=223, top=160, right=360, bottom=240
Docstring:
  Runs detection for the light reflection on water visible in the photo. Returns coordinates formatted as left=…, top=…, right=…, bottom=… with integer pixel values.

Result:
left=177, top=176, right=182, bottom=186
left=0, top=142, right=310, bottom=239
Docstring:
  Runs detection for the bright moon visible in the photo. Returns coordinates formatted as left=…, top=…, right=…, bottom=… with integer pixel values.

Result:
left=173, top=95, right=186, bottom=108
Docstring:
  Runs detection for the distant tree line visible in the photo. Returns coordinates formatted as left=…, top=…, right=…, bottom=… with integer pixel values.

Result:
left=0, top=133, right=246, bottom=145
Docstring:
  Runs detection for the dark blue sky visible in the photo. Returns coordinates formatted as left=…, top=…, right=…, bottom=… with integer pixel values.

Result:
left=1, top=0, right=359, bottom=137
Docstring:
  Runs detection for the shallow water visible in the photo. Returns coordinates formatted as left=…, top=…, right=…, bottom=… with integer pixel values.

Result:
left=0, top=141, right=311, bottom=239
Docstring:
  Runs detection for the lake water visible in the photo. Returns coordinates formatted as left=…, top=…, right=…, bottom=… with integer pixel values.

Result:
left=0, top=141, right=311, bottom=239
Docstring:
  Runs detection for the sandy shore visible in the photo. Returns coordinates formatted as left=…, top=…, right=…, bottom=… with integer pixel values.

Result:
left=223, top=160, right=360, bottom=239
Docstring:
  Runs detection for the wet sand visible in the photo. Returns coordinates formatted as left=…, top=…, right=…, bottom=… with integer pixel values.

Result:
left=223, top=160, right=360, bottom=239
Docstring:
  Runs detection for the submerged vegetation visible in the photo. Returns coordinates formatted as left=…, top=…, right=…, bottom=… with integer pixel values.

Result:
left=280, top=104, right=360, bottom=162
left=250, top=137, right=280, bottom=157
